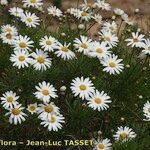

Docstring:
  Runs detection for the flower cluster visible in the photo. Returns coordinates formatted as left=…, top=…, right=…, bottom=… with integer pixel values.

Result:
left=0, top=0, right=149, bottom=149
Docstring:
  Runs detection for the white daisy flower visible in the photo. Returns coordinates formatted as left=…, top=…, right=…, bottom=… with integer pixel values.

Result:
left=87, top=90, right=111, bottom=111
left=12, top=35, right=34, bottom=51
left=21, top=12, right=40, bottom=28
left=9, top=7, right=24, bottom=17
left=99, top=30, right=119, bottom=48
left=47, top=6, right=63, bottom=17
left=0, top=0, right=8, bottom=5
left=1, top=24, right=18, bottom=35
left=142, top=39, right=150, bottom=55
left=5, top=104, right=27, bottom=125
left=30, top=49, right=52, bottom=71
left=0, top=32, right=17, bottom=45
left=39, top=35, right=58, bottom=52
left=125, top=32, right=145, bottom=48
left=0, top=91, right=19, bottom=109
left=22, top=0, right=43, bottom=8
left=77, top=9, right=92, bottom=21
left=93, top=138, right=112, bottom=150
left=74, top=36, right=93, bottom=55
left=70, top=77, right=95, bottom=100
left=40, top=113, right=65, bottom=131
left=143, top=101, right=150, bottom=121
left=95, top=0, right=111, bottom=11
left=37, top=102, right=60, bottom=119
left=100, top=54, right=124, bottom=75
left=34, top=81, right=58, bottom=103
left=10, top=50, right=31, bottom=69
left=89, top=41, right=111, bottom=59
left=27, top=103, right=38, bottom=114
left=102, top=21, right=117, bottom=33
left=114, top=8, right=124, bottom=16
left=92, top=14, right=102, bottom=24
left=113, top=126, right=136, bottom=142
left=54, top=42, right=76, bottom=60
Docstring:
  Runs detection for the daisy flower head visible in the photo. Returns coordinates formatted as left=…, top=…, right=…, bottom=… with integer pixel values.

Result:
left=12, top=35, right=34, bottom=51
left=99, top=30, right=118, bottom=48
left=95, top=0, right=111, bottom=11
left=21, top=12, right=40, bottom=28
left=5, top=104, right=27, bottom=125
left=54, top=42, right=75, bottom=60
left=143, top=101, right=150, bottom=121
left=0, top=32, right=17, bottom=45
left=22, top=0, right=43, bottom=8
left=9, top=7, right=24, bottom=17
left=87, top=90, right=111, bottom=111
left=102, top=21, right=118, bottom=33
left=142, top=39, right=150, bottom=55
left=27, top=103, right=38, bottom=114
left=0, top=0, right=8, bottom=5
left=30, top=49, right=52, bottom=71
left=100, top=54, right=124, bottom=75
left=40, top=113, right=65, bottom=132
left=114, top=8, right=124, bottom=16
left=47, top=6, right=63, bottom=17
left=89, top=41, right=111, bottom=59
left=113, top=126, right=136, bottom=142
left=1, top=24, right=18, bottom=35
left=34, top=81, right=58, bottom=103
left=93, top=138, right=112, bottom=150
left=92, top=14, right=102, bottom=24
left=0, top=91, right=19, bottom=109
left=74, top=35, right=93, bottom=55
left=77, top=9, right=92, bottom=21
left=37, top=102, right=60, bottom=119
left=125, top=32, right=145, bottom=48
left=10, top=50, right=31, bottom=69
left=70, top=77, right=95, bottom=100
left=39, top=35, right=58, bottom=52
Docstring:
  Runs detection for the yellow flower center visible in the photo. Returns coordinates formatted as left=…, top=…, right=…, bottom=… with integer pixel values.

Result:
left=30, top=0, right=37, bottom=3
left=46, top=40, right=52, bottom=45
left=27, top=18, right=32, bottom=23
left=29, top=106, right=36, bottom=111
left=109, top=62, right=116, bottom=68
left=79, top=84, right=86, bottom=91
left=120, top=132, right=128, bottom=140
left=45, top=105, right=54, bottom=113
left=81, top=12, right=88, bottom=16
left=133, top=38, right=139, bottom=42
left=61, top=46, right=69, bottom=52
left=148, top=107, right=150, bottom=112
left=81, top=43, right=88, bottom=49
left=6, top=33, right=12, bottom=39
left=37, top=57, right=45, bottom=63
left=49, top=116, right=56, bottom=123
left=7, top=96, right=13, bottom=102
left=18, top=56, right=25, bottom=62
left=104, top=36, right=111, bottom=42
left=19, top=42, right=27, bottom=49
left=96, top=48, right=103, bottom=53
left=42, top=89, right=49, bottom=96
left=95, top=98, right=102, bottom=104
left=98, top=143, right=105, bottom=149
left=12, top=108, right=21, bottom=115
